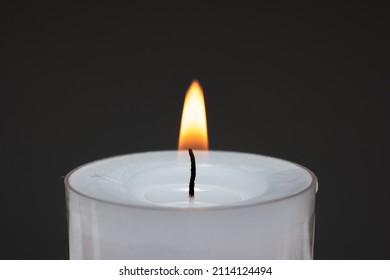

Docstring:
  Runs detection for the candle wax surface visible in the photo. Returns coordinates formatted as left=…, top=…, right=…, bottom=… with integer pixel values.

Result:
left=66, top=151, right=316, bottom=209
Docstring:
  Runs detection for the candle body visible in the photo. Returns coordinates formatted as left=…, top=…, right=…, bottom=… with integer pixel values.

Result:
left=65, top=151, right=317, bottom=259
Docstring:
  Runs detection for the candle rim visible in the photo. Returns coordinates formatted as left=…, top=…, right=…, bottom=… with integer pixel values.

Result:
left=64, top=150, right=318, bottom=212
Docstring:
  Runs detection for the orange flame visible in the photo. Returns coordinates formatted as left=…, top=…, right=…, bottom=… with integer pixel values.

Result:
left=178, top=80, right=208, bottom=150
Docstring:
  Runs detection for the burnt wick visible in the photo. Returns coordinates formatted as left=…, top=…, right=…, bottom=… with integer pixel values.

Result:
left=188, top=148, right=196, bottom=198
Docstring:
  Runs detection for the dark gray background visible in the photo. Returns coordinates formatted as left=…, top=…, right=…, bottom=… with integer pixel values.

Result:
left=1, top=1, right=389, bottom=259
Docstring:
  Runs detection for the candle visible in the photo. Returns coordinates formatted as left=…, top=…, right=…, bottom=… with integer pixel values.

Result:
left=65, top=80, right=318, bottom=259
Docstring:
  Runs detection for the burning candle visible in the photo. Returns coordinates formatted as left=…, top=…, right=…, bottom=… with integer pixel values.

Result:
left=65, top=80, right=318, bottom=259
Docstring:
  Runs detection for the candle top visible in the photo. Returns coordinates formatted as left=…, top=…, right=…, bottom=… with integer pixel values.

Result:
left=65, top=151, right=317, bottom=210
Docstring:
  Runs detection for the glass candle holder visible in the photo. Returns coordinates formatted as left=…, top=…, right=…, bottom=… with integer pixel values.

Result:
left=65, top=151, right=318, bottom=259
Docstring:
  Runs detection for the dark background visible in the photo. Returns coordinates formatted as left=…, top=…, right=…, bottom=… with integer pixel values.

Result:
left=1, top=1, right=389, bottom=259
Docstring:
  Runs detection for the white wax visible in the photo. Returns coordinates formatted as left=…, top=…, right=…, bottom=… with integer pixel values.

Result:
left=65, top=151, right=317, bottom=259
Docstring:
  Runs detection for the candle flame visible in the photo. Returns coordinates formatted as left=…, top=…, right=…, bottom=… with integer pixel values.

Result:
left=178, top=80, right=208, bottom=150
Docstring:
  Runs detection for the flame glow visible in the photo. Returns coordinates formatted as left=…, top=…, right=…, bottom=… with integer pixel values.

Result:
left=178, top=80, right=208, bottom=150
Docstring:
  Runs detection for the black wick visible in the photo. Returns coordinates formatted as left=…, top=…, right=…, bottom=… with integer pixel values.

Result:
left=188, top=148, right=196, bottom=197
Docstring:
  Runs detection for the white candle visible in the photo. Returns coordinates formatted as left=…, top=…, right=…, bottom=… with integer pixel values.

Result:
left=65, top=150, right=317, bottom=259
left=65, top=80, right=318, bottom=259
